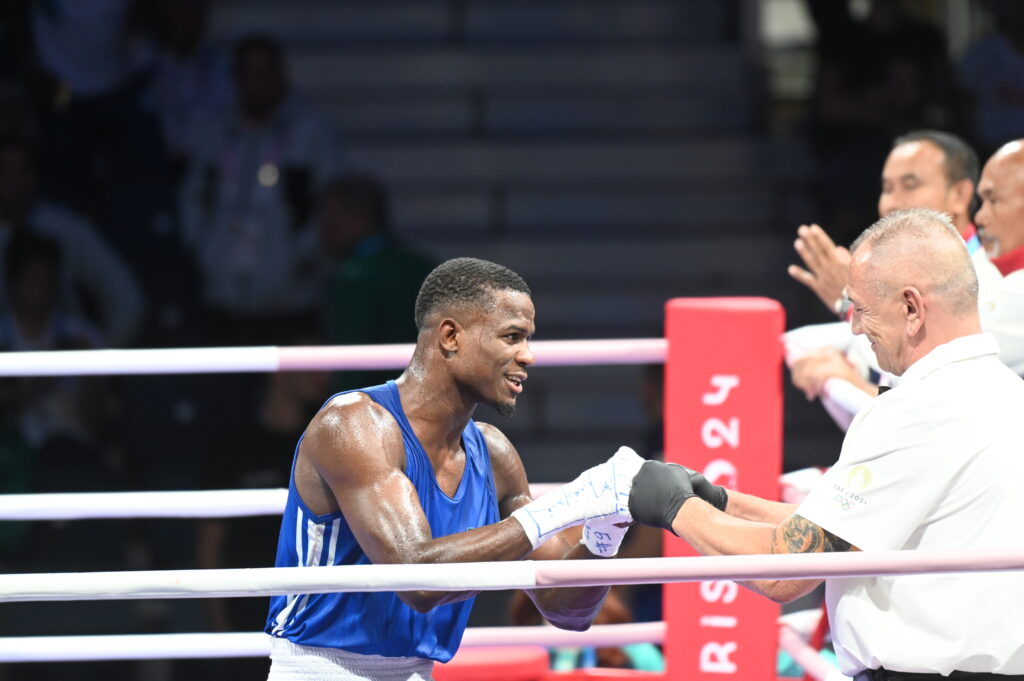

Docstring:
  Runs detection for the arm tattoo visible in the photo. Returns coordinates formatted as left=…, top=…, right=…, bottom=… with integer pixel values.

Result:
left=771, top=515, right=853, bottom=554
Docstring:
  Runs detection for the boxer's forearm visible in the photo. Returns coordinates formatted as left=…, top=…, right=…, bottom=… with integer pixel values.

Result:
left=527, top=532, right=609, bottom=631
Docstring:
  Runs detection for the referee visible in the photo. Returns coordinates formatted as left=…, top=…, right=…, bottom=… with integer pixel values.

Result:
left=630, top=208, right=1024, bottom=680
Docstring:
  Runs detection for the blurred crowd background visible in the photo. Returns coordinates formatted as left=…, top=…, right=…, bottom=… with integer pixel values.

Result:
left=0, top=1, right=1020, bottom=679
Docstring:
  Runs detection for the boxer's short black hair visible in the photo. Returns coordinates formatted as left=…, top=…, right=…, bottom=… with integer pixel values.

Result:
left=414, top=257, right=531, bottom=330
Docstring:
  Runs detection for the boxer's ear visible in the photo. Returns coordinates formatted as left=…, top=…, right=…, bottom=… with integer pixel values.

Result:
left=438, top=317, right=461, bottom=358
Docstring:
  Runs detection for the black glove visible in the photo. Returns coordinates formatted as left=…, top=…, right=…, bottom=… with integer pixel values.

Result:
left=628, top=461, right=696, bottom=533
left=684, top=466, right=729, bottom=511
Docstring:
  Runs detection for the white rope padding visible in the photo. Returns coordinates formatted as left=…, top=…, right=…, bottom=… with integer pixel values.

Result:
left=0, top=339, right=667, bottom=377
left=4, top=549, right=1024, bottom=603
left=0, top=613, right=846, bottom=667
left=0, top=346, right=281, bottom=377
left=0, top=475, right=812, bottom=521
left=0, top=486, right=560, bottom=521
left=0, top=489, right=290, bottom=520
left=1, top=562, right=537, bottom=602
left=778, top=626, right=850, bottom=681
left=0, top=622, right=666, bottom=663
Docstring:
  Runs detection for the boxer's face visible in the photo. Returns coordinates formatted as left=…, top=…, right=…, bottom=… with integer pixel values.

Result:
left=453, top=290, right=535, bottom=417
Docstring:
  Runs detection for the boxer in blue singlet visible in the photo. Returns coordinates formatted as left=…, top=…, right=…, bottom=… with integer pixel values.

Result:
left=265, top=257, right=643, bottom=681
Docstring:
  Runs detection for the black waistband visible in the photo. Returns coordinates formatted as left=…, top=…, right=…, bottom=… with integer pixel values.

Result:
left=855, top=669, right=1024, bottom=681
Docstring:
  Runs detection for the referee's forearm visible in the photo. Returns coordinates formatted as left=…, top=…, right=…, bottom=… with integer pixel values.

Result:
left=725, top=490, right=796, bottom=524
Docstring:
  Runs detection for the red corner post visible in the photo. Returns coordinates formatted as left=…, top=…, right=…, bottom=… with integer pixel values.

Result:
left=662, top=298, right=785, bottom=681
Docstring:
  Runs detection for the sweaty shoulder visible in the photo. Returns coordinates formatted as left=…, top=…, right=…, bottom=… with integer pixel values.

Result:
left=474, top=421, right=514, bottom=460
left=475, top=421, right=529, bottom=512
left=294, top=391, right=409, bottom=515
left=306, top=392, right=406, bottom=468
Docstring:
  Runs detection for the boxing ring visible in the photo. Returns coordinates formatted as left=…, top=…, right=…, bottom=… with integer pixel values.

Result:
left=0, top=298, right=1012, bottom=681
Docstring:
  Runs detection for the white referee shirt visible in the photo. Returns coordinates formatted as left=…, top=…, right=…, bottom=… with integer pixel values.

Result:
left=798, top=334, right=1024, bottom=676
left=976, top=255, right=1024, bottom=376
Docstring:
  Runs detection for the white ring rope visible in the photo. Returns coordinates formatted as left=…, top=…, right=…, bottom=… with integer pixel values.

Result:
left=4, top=549, right=1024, bottom=603
left=0, top=489, right=290, bottom=520
left=0, top=615, right=848, bottom=681
left=0, top=622, right=666, bottom=663
left=0, top=473, right=822, bottom=521
left=0, top=339, right=667, bottom=376
left=779, top=626, right=851, bottom=681
left=0, top=621, right=850, bottom=681
left=0, top=486, right=558, bottom=521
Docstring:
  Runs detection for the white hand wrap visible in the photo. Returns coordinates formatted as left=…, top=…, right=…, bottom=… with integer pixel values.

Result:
left=512, top=446, right=644, bottom=549
left=583, top=516, right=630, bottom=557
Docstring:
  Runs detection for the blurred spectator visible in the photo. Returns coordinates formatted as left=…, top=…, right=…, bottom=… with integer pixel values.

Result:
left=142, top=0, right=232, bottom=177
left=958, top=0, right=1024, bottom=159
left=196, top=325, right=328, bottom=677
left=0, top=233, right=136, bottom=681
left=0, top=137, right=144, bottom=346
left=31, top=0, right=169, bottom=220
left=319, top=176, right=435, bottom=390
left=180, top=34, right=341, bottom=346
left=32, top=0, right=152, bottom=101
left=0, top=231, right=111, bottom=482
left=0, top=231, right=101, bottom=353
left=805, top=0, right=957, bottom=246
left=0, top=231, right=98, bottom=563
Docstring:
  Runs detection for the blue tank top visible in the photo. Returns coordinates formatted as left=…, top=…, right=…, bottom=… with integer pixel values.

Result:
left=265, top=381, right=500, bottom=662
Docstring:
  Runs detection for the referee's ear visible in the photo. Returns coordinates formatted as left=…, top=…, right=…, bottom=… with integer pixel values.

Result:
left=901, top=286, right=924, bottom=335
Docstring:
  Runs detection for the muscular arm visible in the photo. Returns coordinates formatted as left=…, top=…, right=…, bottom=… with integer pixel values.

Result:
left=482, top=423, right=609, bottom=631
left=632, top=462, right=856, bottom=604
left=724, top=490, right=797, bottom=525
left=679, top=465, right=795, bottom=523
left=670, top=501, right=857, bottom=603
left=301, top=396, right=534, bottom=613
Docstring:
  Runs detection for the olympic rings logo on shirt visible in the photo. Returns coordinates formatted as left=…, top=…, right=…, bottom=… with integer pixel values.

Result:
left=834, top=494, right=853, bottom=511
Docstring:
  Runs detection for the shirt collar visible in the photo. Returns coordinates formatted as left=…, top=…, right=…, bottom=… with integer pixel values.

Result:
left=899, top=333, right=1000, bottom=384
left=990, top=245, right=1024, bottom=277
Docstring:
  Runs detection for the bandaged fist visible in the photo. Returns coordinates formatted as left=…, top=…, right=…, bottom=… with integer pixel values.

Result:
left=512, top=446, right=645, bottom=549
left=583, top=516, right=631, bottom=557
left=628, top=461, right=697, bottom=533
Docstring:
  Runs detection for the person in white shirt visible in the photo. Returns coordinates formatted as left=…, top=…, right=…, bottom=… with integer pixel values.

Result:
left=972, top=139, right=1024, bottom=374
left=630, top=208, right=1024, bottom=680
left=179, top=35, right=340, bottom=343
left=785, top=131, right=1019, bottom=429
